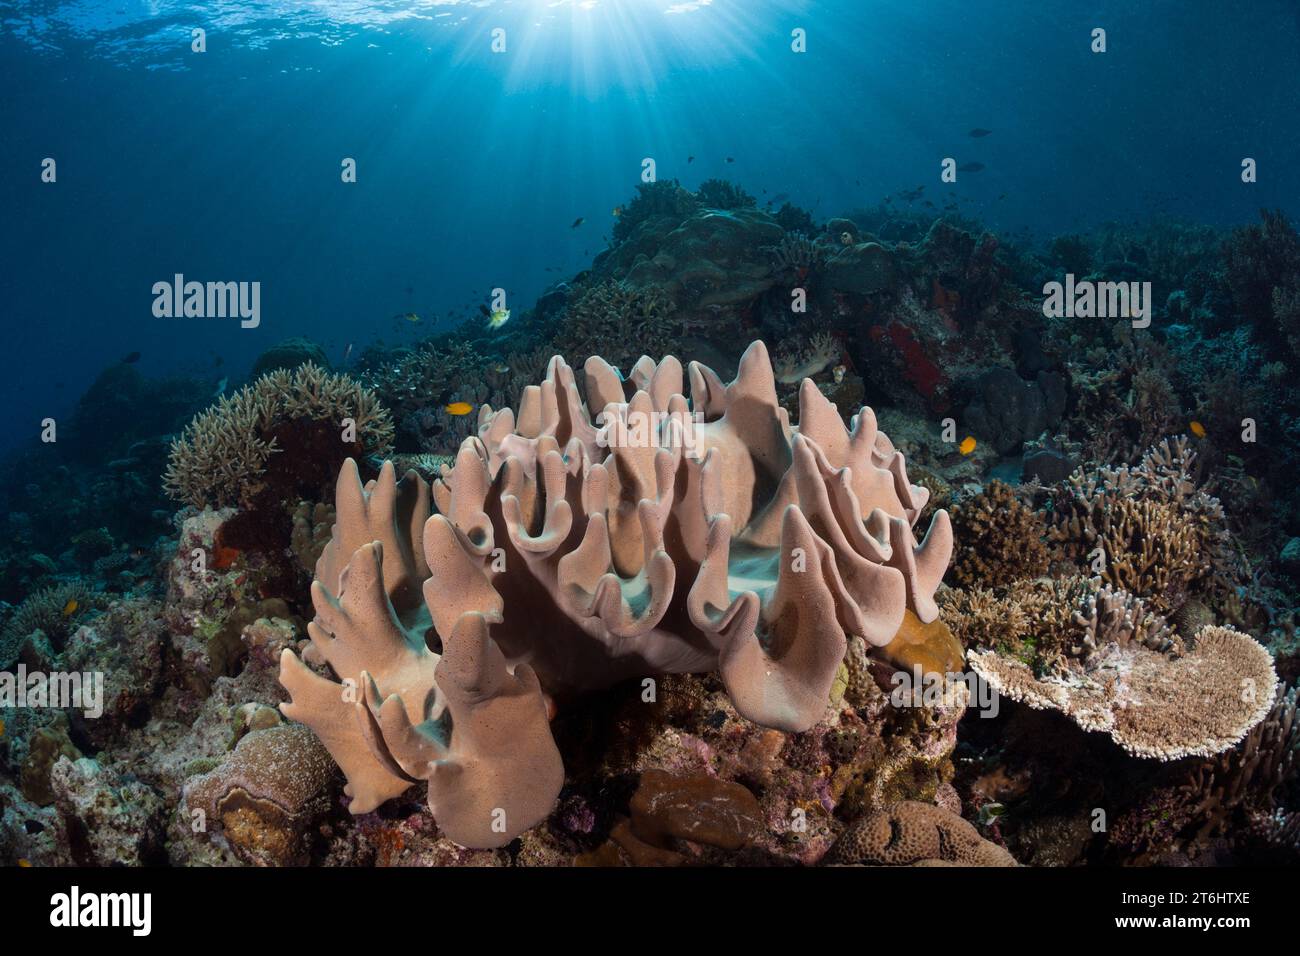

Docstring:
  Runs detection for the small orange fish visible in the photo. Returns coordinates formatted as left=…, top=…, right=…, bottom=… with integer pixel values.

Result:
left=61, top=599, right=78, bottom=618
left=1189, top=421, right=1207, bottom=438
left=445, top=402, right=474, bottom=416
left=0, top=719, right=5, bottom=737
left=18, top=859, right=32, bottom=867
left=959, top=436, right=977, bottom=455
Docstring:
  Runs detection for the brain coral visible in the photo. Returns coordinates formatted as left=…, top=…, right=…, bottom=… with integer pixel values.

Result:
left=279, top=340, right=952, bottom=848
left=826, top=801, right=1017, bottom=866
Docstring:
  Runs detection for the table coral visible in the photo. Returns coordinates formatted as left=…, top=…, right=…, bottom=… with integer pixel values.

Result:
left=970, top=623, right=1278, bottom=760
left=279, top=339, right=952, bottom=848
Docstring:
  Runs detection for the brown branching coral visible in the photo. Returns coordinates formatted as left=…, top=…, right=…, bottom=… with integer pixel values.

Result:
left=1071, top=583, right=1181, bottom=661
left=939, top=575, right=1093, bottom=674
left=825, top=801, right=1017, bottom=866
left=970, top=623, right=1277, bottom=761
left=1049, top=436, right=1233, bottom=612
left=164, top=363, right=393, bottom=509
left=1087, top=497, right=1204, bottom=614
left=948, top=480, right=1049, bottom=588
left=942, top=575, right=1177, bottom=676
left=1176, top=682, right=1298, bottom=842
left=279, top=340, right=952, bottom=848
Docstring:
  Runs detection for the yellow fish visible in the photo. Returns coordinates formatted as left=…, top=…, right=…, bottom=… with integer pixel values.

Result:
left=0, top=719, right=5, bottom=737
left=959, top=436, right=977, bottom=455
left=445, top=402, right=474, bottom=416
left=62, top=599, right=78, bottom=618
left=1189, top=420, right=1206, bottom=438
left=486, top=308, right=511, bottom=331
left=612, top=206, right=623, bottom=217
left=18, top=859, right=31, bottom=867
left=402, top=313, right=421, bottom=323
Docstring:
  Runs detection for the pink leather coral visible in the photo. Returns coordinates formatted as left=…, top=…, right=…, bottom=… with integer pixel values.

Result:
left=279, top=340, right=952, bottom=848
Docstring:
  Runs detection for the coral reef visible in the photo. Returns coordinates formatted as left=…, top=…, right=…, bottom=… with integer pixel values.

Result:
left=4, top=176, right=1299, bottom=871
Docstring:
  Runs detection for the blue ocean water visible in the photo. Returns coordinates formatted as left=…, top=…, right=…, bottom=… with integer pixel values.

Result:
left=1, top=0, right=1297, bottom=455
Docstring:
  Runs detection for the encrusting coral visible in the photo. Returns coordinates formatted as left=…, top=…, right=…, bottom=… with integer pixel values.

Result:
left=278, top=340, right=952, bottom=848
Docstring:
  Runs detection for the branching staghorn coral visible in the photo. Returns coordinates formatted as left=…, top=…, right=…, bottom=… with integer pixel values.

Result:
left=948, top=480, right=1049, bottom=588
left=164, top=363, right=393, bottom=509
left=1049, top=436, right=1233, bottom=612
left=940, top=576, right=1173, bottom=676
left=279, top=341, right=952, bottom=848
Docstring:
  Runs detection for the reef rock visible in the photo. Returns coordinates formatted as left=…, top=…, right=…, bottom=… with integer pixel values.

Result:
left=601, top=208, right=784, bottom=312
